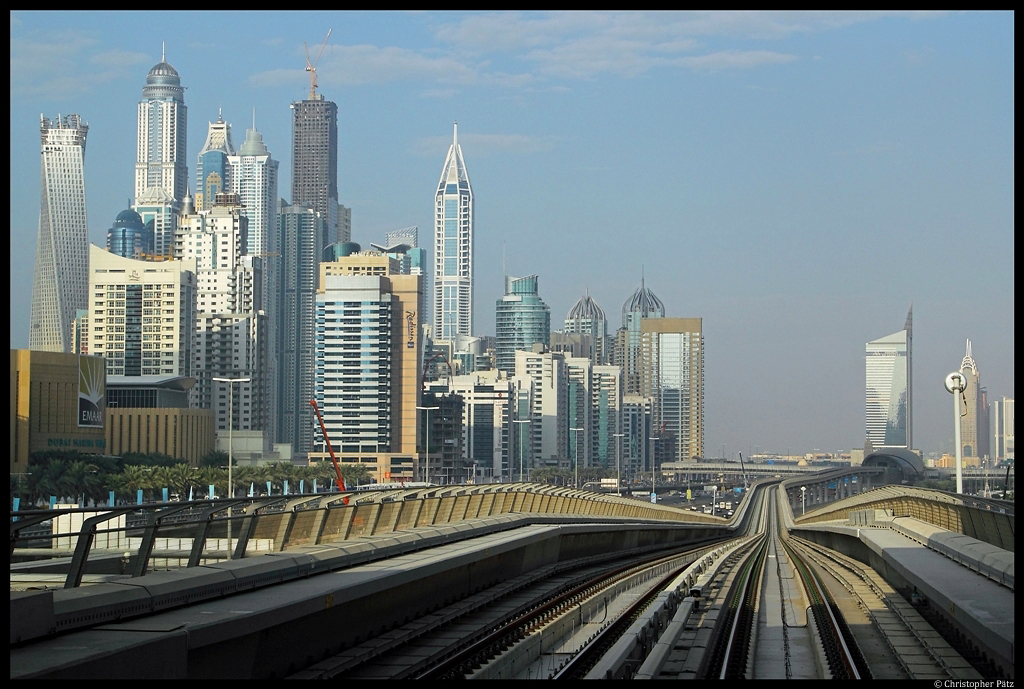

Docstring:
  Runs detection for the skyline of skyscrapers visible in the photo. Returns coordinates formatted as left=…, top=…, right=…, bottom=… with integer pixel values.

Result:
left=433, top=123, right=474, bottom=340
left=30, top=113, right=90, bottom=353
left=38, top=42, right=1018, bottom=475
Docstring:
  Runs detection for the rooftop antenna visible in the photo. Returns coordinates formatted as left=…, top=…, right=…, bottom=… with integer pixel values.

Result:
left=252, top=107, right=256, bottom=131
left=162, top=42, right=165, bottom=62
left=304, top=29, right=332, bottom=100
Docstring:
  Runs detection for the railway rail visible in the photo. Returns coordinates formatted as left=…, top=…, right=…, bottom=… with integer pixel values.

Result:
left=289, top=483, right=988, bottom=680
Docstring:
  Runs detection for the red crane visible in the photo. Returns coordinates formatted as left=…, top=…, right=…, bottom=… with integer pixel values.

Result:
left=309, top=399, right=347, bottom=493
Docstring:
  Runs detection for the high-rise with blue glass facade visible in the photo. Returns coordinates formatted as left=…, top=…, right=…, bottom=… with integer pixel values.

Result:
left=495, top=275, right=551, bottom=375
left=434, top=123, right=474, bottom=339
left=195, top=112, right=234, bottom=212
left=106, top=209, right=151, bottom=259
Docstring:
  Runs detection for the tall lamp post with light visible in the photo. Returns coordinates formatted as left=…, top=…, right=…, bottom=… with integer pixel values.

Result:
left=944, top=372, right=967, bottom=494
left=613, top=433, right=624, bottom=496
left=648, top=437, right=659, bottom=502
left=570, top=427, right=584, bottom=489
left=212, top=376, right=249, bottom=560
left=800, top=485, right=807, bottom=516
left=417, top=405, right=439, bottom=484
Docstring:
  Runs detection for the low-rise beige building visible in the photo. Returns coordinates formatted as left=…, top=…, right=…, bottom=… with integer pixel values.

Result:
left=11, top=350, right=108, bottom=473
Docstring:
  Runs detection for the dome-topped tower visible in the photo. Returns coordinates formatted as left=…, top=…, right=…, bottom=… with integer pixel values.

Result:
left=565, top=289, right=609, bottom=365
left=142, top=45, right=184, bottom=102
left=567, top=291, right=606, bottom=322
left=621, top=275, right=665, bottom=326
left=134, top=41, right=188, bottom=252
left=107, top=207, right=152, bottom=258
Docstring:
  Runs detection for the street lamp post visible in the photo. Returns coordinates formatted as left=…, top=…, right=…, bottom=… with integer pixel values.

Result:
left=212, top=376, right=249, bottom=560
left=513, top=419, right=530, bottom=483
left=944, top=372, right=967, bottom=494
left=417, top=405, right=439, bottom=484
left=570, top=427, right=584, bottom=489
left=800, top=485, right=807, bottom=516
left=649, top=437, right=659, bottom=502
left=613, top=433, right=624, bottom=497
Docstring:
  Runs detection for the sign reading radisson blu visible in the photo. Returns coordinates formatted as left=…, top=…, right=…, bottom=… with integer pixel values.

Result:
left=78, top=355, right=105, bottom=428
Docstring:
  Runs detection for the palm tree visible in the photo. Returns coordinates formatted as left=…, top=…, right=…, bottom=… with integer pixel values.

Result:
left=197, top=467, right=227, bottom=498
left=339, top=463, right=370, bottom=487
left=105, top=473, right=129, bottom=505
left=64, top=461, right=102, bottom=506
left=166, top=463, right=198, bottom=500
left=120, top=465, right=152, bottom=502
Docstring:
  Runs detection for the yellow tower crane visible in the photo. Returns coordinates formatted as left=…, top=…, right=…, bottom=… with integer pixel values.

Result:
left=304, top=29, right=332, bottom=100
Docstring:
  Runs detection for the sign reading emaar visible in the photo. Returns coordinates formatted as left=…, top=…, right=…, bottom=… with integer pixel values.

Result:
left=78, top=355, right=106, bottom=428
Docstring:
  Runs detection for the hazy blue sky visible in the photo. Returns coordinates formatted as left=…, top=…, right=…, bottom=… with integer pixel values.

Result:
left=10, top=11, right=1014, bottom=458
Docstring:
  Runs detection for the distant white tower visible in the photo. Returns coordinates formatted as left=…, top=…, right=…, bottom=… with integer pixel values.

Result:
left=229, top=120, right=280, bottom=442
left=865, top=306, right=913, bottom=450
left=434, top=122, right=474, bottom=338
left=30, top=114, right=89, bottom=352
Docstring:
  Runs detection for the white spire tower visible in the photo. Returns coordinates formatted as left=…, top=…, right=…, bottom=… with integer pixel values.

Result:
left=433, top=122, right=474, bottom=339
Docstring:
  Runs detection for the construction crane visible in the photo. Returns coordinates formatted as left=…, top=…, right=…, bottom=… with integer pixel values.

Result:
left=309, top=399, right=347, bottom=494
left=738, top=452, right=750, bottom=490
left=304, top=29, right=332, bottom=100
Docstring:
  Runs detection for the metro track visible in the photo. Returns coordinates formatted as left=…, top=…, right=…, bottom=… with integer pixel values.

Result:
left=289, top=483, right=985, bottom=680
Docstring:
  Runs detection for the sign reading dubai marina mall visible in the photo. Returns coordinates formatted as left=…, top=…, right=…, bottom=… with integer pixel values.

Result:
left=78, top=354, right=105, bottom=428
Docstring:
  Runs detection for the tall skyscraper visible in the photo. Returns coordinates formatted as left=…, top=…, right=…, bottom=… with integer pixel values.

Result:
left=959, top=340, right=982, bottom=458
left=592, top=365, right=622, bottom=469
left=640, top=318, right=704, bottom=462
left=290, top=96, right=340, bottom=242
left=135, top=48, right=187, bottom=205
left=565, top=291, right=609, bottom=365
left=615, top=276, right=665, bottom=395
left=312, top=253, right=423, bottom=482
left=434, top=123, right=474, bottom=339
left=276, top=201, right=325, bottom=454
left=229, top=122, right=280, bottom=443
left=514, top=349, right=567, bottom=472
left=175, top=194, right=268, bottom=441
left=195, top=112, right=234, bottom=212
left=134, top=49, right=187, bottom=257
left=865, top=306, right=913, bottom=450
left=495, top=275, right=551, bottom=375
left=991, top=397, right=1014, bottom=462
left=30, top=114, right=90, bottom=352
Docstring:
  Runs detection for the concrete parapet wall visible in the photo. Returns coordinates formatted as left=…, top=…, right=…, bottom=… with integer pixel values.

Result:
left=11, top=515, right=729, bottom=678
left=794, top=486, right=1014, bottom=552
